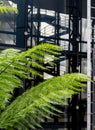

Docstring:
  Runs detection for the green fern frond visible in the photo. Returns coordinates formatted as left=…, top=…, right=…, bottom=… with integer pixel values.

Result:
left=0, top=43, right=62, bottom=110
left=0, top=6, right=18, bottom=13
left=0, top=43, right=90, bottom=129
left=0, top=73, right=90, bottom=130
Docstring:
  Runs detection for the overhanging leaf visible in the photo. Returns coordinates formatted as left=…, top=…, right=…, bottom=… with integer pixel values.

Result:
left=0, top=73, right=90, bottom=130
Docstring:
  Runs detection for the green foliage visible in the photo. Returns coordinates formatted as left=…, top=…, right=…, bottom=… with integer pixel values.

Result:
left=0, top=1, right=90, bottom=129
left=0, top=0, right=18, bottom=13
left=0, top=43, right=90, bottom=130
left=0, top=43, right=62, bottom=110
left=0, top=6, right=18, bottom=13
left=0, top=73, right=90, bottom=130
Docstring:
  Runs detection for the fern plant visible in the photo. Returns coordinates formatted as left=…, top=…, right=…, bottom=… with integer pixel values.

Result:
left=0, top=43, right=90, bottom=130
left=0, top=1, right=90, bottom=129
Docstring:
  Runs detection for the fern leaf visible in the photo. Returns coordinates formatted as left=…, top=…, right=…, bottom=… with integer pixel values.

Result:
left=0, top=6, right=18, bottom=13
left=0, top=43, right=62, bottom=110
left=0, top=73, right=90, bottom=129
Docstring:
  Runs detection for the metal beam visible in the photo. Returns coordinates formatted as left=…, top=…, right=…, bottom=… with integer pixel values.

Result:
left=87, top=0, right=91, bottom=129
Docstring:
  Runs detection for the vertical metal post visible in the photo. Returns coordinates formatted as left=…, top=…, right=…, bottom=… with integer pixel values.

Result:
left=69, top=0, right=81, bottom=129
left=92, top=47, right=95, bottom=130
left=16, top=0, right=28, bottom=48
left=55, top=12, right=60, bottom=76
left=87, top=0, right=91, bottom=130
left=36, top=0, right=41, bottom=45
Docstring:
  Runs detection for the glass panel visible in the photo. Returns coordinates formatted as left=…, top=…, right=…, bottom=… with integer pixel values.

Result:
left=0, top=33, right=16, bottom=45
left=81, top=58, right=87, bottom=74
left=81, top=18, right=87, bottom=42
left=0, top=12, right=16, bottom=32
left=60, top=14, right=69, bottom=40
left=0, top=1, right=17, bottom=45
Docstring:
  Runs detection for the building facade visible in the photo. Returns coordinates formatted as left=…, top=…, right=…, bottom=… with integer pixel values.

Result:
left=0, top=0, right=95, bottom=129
